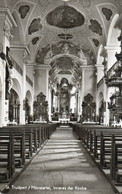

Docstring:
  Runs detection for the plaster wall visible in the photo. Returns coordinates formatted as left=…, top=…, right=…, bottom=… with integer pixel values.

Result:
left=26, top=66, right=33, bottom=79
left=10, top=50, right=23, bottom=68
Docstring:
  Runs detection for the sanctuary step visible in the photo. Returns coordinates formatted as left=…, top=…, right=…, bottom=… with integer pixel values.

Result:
left=4, top=126, right=117, bottom=194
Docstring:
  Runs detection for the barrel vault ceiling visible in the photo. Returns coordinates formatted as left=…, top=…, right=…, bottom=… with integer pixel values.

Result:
left=2, top=0, right=122, bottom=86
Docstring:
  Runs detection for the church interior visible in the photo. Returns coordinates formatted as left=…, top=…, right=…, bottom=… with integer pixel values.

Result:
left=0, top=0, right=122, bottom=193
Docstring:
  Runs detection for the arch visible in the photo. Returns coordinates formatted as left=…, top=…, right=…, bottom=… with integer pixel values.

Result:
left=96, top=45, right=105, bottom=83
left=96, top=44, right=103, bottom=65
left=48, top=53, right=85, bottom=66
left=12, top=78, right=21, bottom=100
left=26, top=90, right=32, bottom=105
left=106, top=14, right=120, bottom=46
left=9, top=88, right=20, bottom=123
left=98, top=91, right=104, bottom=101
left=11, top=11, right=25, bottom=43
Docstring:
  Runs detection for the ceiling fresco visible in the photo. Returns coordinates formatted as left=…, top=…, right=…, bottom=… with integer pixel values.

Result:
left=51, top=56, right=75, bottom=70
left=49, top=56, right=82, bottom=87
left=36, top=41, right=95, bottom=66
left=46, top=5, right=85, bottom=28
left=4, top=0, right=122, bottom=85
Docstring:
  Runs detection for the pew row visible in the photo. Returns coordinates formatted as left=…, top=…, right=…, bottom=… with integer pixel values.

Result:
left=0, top=123, right=57, bottom=183
left=73, top=123, right=122, bottom=185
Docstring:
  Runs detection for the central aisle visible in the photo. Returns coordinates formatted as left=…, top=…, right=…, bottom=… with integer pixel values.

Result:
left=7, top=125, right=116, bottom=194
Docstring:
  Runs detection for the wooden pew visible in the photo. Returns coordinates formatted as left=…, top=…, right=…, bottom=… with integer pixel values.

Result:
left=0, top=123, right=57, bottom=183
left=110, top=135, right=122, bottom=184
left=0, top=132, right=15, bottom=182
left=0, top=128, right=26, bottom=165
left=73, top=123, right=122, bottom=184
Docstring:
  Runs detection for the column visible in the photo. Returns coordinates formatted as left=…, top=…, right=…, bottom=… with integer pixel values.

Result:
left=20, top=62, right=26, bottom=124
left=48, top=87, right=52, bottom=121
left=96, top=64, right=104, bottom=83
left=10, top=46, right=30, bottom=124
left=0, top=57, right=6, bottom=126
left=34, top=65, right=51, bottom=120
left=26, top=63, right=35, bottom=116
left=81, top=68, right=85, bottom=114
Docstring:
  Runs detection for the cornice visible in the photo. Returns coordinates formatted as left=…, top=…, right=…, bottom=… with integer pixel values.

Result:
left=10, top=44, right=30, bottom=55
left=35, top=64, right=51, bottom=70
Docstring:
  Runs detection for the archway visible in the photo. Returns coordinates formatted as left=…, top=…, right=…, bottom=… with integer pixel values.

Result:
left=9, top=88, right=20, bottom=123
left=9, top=78, right=21, bottom=124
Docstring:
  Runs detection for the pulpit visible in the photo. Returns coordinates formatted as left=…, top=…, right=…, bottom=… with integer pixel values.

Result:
left=106, top=31, right=122, bottom=122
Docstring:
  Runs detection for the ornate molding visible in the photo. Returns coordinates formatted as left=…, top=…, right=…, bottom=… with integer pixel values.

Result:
left=3, top=24, right=13, bottom=41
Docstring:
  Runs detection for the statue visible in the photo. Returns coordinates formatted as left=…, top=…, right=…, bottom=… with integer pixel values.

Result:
left=6, top=47, right=13, bottom=99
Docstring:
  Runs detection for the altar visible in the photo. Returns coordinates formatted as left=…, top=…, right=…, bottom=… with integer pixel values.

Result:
left=59, top=118, right=70, bottom=123
left=59, top=109, right=70, bottom=123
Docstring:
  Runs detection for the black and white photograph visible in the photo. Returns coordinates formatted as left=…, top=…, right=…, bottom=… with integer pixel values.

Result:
left=0, top=0, right=122, bottom=193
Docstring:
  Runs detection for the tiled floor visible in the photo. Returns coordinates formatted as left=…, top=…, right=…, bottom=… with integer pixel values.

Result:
left=6, top=126, right=116, bottom=194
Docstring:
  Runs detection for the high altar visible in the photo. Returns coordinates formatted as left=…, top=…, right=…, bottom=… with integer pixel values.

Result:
left=51, top=78, right=75, bottom=122
left=59, top=108, right=70, bottom=123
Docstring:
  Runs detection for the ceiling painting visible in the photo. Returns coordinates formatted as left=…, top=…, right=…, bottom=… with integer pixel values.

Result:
left=46, top=5, right=85, bottom=28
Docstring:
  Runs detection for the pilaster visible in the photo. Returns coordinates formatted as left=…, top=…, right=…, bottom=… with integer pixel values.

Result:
left=0, top=58, right=6, bottom=126
left=35, top=64, right=51, bottom=100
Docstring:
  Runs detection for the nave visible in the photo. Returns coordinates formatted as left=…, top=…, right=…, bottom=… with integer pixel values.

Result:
left=3, top=125, right=117, bottom=194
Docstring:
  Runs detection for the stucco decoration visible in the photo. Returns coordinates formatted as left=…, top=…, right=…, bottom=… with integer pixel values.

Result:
left=32, top=37, right=39, bottom=45
left=102, top=7, right=113, bottom=21
left=19, top=5, right=30, bottom=19
left=28, top=18, right=42, bottom=35
left=36, top=42, right=80, bottom=63
left=36, top=41, right=95, bottom=65
left=92, top=39, right=99, bottom=47
left=80, top=48, right=95, bottom=65
left=36, top=45, right=50, bottom=63
left=58, top=33, right=73, bottom=40
left=58, top=71, right=72, bottom=74
left=46, top=5, right=85, bottom=28
left=80, top=0, right=91, bottom=8
left=52, top=42, right=81, bottom=56
left=89, top=19, right=102, bottom=36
